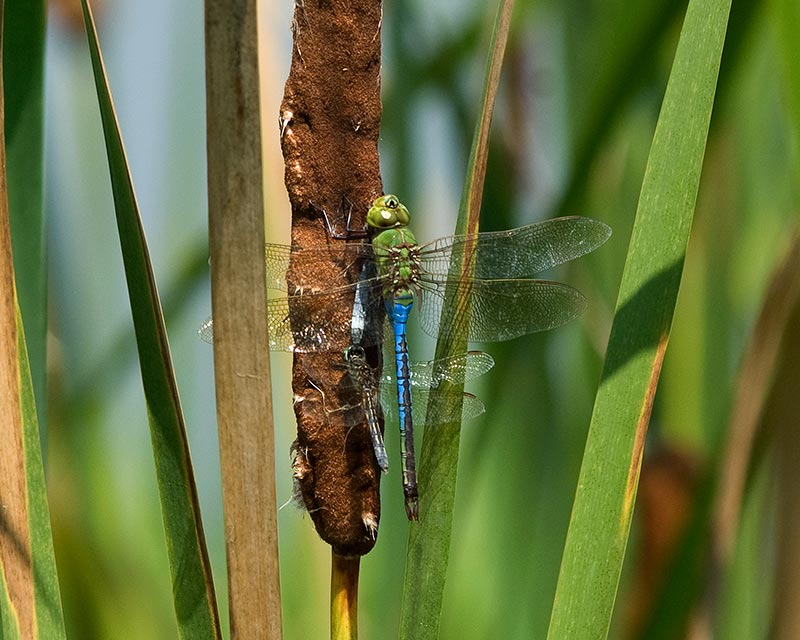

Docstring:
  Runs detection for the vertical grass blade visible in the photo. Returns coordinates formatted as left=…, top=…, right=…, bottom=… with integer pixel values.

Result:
left=400, top=1, right=514, bottom=638
left=205, top=0, right=283, bottom=637
left=0, top=310, right=65, bottom=640
left=0, top=11, right=65, bottom=632
left=2, top=0, right=47, bottom=424
left=79, top=2, right=221, bottom=637
left=547, top=0, right=732, bottom=637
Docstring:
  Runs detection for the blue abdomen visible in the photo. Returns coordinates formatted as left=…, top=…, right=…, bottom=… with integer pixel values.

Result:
left=386, top=298, right=419, bottom=519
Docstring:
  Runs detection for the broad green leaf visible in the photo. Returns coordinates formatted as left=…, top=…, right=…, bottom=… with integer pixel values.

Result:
left=400, top=2, right=514, bottom=638
left=79, top=2, right=221, bottom=638
left=0, top=21, right=65, bottom=634
left=3, top=0, right=47, bottom=427
left=547, top=0, right=732, bottom=637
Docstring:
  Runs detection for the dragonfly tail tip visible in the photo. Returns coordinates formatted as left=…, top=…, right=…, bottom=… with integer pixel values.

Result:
left=405, top=497, right=419, bottom=521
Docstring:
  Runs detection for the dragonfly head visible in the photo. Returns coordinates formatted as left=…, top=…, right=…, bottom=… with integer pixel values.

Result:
left=367, top=194, right=410, bottom=230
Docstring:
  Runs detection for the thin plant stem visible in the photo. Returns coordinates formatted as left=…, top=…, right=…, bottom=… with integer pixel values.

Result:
left=331, top=552, right=360, bottom=640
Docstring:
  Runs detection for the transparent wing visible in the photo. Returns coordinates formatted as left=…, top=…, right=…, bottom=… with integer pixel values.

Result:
left=379, top=350, right=494, bottom=387
left=417, top=278, right=587, bottom=343
left=198, top=317, right=214, bottom=343
left=380, top=387, right=485, bottom=425
left=264, top=242, right=374, bottom=290
left=417, top=216, right=611, bottom=279
left=422, top=391, right=485, bottom=422
left=377, top=349, right=490, bottom=424
left=199, top=281, right=387, bottom=352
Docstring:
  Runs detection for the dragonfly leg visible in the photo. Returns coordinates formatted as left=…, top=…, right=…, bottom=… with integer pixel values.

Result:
left=311, top=195, right=368, bottom=240
left=306, top=377, right=356, bottom=416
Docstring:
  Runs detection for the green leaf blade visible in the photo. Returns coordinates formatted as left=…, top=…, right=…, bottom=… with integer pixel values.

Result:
left=0, top=299, right=65, bottom=640
left=78, top=2, right=221, bottom=638
left=0, top=18, right=65, bottom=632
left=17, top=307, right=66, bottom=638
left=400, top=1, right=514, bottom=638
left=3, top=0, right=47, bottom=428
left=547, top=0, right=732, bottom=637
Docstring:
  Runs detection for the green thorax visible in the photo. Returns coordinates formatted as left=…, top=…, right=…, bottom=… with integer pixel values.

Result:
left=372, top=226, right=418, bottom=249
left=367, top=195, right=420, bottom=303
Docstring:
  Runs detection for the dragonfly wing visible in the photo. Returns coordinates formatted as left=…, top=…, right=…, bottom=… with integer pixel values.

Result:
left=460, top=393, right=486, bottom=420
left=264, top=243, right=293, bottom=290
left=197, top=281, right=384, bottom=351
left=381, top=388, right=485, bottom=425
left=267, top=282, right=386, bottom=352
left=379, top=350, right=494, bottom=387
left=264, top=241, right=374, bottom=291
left=199, top=299, right=310, bottom=351
left=417, top=278, right=587, bottom=343
left=198, top=317, right=214, bottom=343
left=418, top=216, right=611, bottom=279
left=403, top=351, right=495, bottom=386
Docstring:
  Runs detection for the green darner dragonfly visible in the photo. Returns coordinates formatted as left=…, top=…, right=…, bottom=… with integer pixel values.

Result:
left=200, top=194, right=611, bottom=519
left=341, top=345, right=494, bottom=473
left=342, top=254, right=493, bottom=517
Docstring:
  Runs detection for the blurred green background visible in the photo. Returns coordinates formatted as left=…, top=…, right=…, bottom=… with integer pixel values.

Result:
left=39, top=0, right=796, bottom=638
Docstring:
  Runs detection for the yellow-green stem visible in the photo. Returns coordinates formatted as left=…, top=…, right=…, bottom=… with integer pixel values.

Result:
left=331, top=552, right=359, bottom=640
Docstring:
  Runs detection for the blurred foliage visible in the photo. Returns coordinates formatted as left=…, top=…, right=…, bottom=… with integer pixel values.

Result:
left=25, top=0, right=799, bottom=638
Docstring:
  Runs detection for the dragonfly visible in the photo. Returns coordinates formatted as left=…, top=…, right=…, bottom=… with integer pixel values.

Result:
left=200, top=194, right=611, bottom=519
left=342, top=252, right=493, bottom=517
left=341, top=343, right=493, bottom=472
